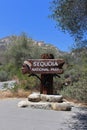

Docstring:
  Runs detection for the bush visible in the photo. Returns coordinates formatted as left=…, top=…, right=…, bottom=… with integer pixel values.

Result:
left=0, top=70, right=8, bottom=81
left=60, top=77, right=87, bottom=103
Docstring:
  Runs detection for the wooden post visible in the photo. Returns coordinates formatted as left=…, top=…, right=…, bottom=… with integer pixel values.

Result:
left=40, top=74, right=53, bottom=94
left=40, top=54, right=54, bottom=95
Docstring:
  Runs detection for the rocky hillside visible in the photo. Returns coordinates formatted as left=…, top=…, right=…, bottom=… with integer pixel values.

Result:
left=0, top=36, right=17, bottom=51
left=0, top=35, right=67, bottom=56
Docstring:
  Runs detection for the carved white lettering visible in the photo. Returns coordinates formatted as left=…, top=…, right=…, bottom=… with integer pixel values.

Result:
left=32, top=68, right=49, bottom=71
left=51, top=68, right=59, bottom=71
left=33, top=61, right=58, bottom=67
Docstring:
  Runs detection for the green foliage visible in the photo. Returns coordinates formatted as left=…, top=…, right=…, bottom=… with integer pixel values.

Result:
left=59, top=49, right=87, bottom=103
left=49, top=0, right=87, bottom=40
left=9, top=83, right=19, bottom=93
left=72, top=40, right=87, bottom=51
left=61, top=77, right=87, bottom=103
left=0, top=70, right=8, bottom=81
left=13, top=68, right=40, bottom=90
left=5, top=34, right=33, bottom=68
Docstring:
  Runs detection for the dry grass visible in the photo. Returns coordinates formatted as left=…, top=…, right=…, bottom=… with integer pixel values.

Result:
left=0, top=89, right=32, bottom=99
left=64, top=97, right=87, bottom=107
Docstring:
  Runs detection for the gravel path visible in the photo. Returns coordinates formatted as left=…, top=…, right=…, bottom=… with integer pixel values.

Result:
left=0, top=98, right=87, bottom=130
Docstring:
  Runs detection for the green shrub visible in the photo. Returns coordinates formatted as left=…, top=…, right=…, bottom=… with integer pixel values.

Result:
left=0, top=70, right=8, bottom=81
left=61, top=77, right=87, bottom=103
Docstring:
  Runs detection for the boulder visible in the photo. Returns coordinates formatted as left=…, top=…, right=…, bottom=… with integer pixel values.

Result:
left=51, top=102, right=71, bottom=111
left=18, top=100, right=29, bottom=107
left=27, top=102, right=52, bottom=110
left=28, top=92, right=41, bottom=102
left=41, top=94, right=63, bottom=102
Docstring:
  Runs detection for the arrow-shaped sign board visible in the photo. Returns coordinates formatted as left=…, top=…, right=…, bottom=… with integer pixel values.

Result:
left=24, top=59, right=65, bottom=74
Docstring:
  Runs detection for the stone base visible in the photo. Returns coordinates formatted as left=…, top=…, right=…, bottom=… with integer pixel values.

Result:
left=18, top=100, right=71, bottom=111
left=28, top=92, right=63, bottom=102
left=18, top=93, right=72, bottom=111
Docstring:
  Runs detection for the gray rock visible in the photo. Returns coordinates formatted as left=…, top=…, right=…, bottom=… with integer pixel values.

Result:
left=41, top=94, right=63, bottom=102
left=27, top=101, right=52, bottom=110
left=51, top=102, right=71, bottom=111
left=18, top=100, right=29, bottom=107
left=28, top=92, right=41, bottom=102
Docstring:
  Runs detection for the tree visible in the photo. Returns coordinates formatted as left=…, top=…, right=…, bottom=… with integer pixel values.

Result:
left=49, top=0, right=87, bottom=41
left=72, top=39, right=87, bottom=50
left=5, top=34, right=33, bottom=68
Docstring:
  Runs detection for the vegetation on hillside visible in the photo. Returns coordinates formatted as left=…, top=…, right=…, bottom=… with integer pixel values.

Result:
left=0, top=33, right=87, bottom=103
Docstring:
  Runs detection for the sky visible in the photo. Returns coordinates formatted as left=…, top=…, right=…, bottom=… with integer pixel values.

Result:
left=0, top=0, right=74, bottom=52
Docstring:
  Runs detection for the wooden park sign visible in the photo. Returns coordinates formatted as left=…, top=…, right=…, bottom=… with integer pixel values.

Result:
left=22, top=54, right=65, bottom=95
left=24, top=59, right=64, bottom=74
